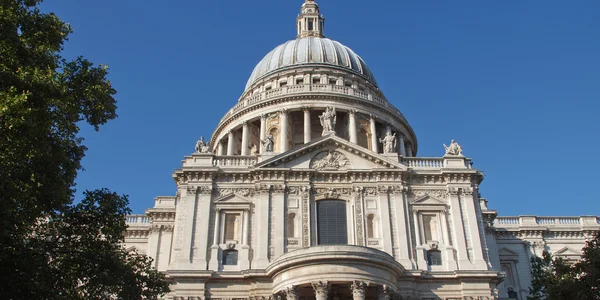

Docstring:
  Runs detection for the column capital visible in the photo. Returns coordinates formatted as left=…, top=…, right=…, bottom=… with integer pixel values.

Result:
left=302, top=106, right=311, bottom=112
left=279, top=108, right=289, bottom=115
left=261, top=113, right=269, bottom=120
left=284, top=285, right=299, bottom=300
left=242, top=120, right=248, bottom=126
left=369, top=114, right=377, bottom=121
left=311, top=281, right=329, bottom=297
left=349, top=109, right=357, bottom=115
left=351, top=281, right=367, bottom=297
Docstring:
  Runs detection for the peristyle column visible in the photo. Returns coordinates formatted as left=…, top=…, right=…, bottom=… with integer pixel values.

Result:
left=348, top=110, right=357, bottom=143
left=303, top=106, right=312, bottom=143
left=226, top=130, right=234, bottom=155
left=406, top=143, right=413, bottom=157
left=279, top=109, right=289, bottom=153
left=241, top=121, right=249, bottom=155
left=260, top=114, right=267, bottom=154
left=351, top=281, right=367, bottom=300
left=217, top=139, right=224, bottom=155
left=369, top=115, right=378, bottom=153
left=284, top=286, right=299, bottom=300
left=398, top=134, right=406, bottom=156
left=311, top=281, right=329, bottom=300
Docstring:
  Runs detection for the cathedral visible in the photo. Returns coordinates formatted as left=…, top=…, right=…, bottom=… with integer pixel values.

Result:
left=123, top=1, right=600, bottom=299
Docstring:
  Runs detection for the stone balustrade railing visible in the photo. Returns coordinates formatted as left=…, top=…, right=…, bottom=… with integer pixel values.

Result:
left=126, top=214, right=151, bottom=225
left=219, top=83, right=406, bottom=125
left=495, top=216, right=600, bottom=227
left=402, top=157, right=445, bottom=168
left=213, top=155, right=258, bottom=167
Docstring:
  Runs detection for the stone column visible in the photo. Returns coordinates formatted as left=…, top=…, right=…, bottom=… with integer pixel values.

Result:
left=377, top=285, right=392, bottom=300
left=348, top=110, right=357, bottom=144
left=260, top=114, right=267, bottom=154
left=303, top=106, right=312, bottom=144
left=369, top=115, right=378, bottom=153
left=406, top=143, right=413, bottom=157
left=279, top=109, right=289, bottom=153
left=217, top=139, right=224, bottom=156
left=311, top=281, right=329, bottom=300
left=212, top=209, right=221, bottom=246
left=398, top=134, right=406, bottom=156
left=226, top=130, right=234, bottom=155
left=385, top=124, right=392, bottom=135
left=284, top=286, right=299, bottom=300
left=351, top=281, right=367, bottom=300
left=241, top=121, right=249, bottom=155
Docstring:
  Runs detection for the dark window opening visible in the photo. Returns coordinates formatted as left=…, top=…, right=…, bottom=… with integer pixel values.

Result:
left=427, top=250, right=442, bottom=266
left=312, top=77, right=320, bottom=84
left=308, top=19, right=314, bottom=31
left=222, top=250, right=238, bottom=265
left=296, top=78, right=304, bottom=85
left=280, top=81, right=287, bottom=87
left=317, top=200, right=347, bottom=245
left=329, top=78, right=337, bottom=85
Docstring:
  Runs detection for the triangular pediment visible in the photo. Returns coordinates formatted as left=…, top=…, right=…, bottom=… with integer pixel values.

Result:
left=254, top=135, right=407, bottom=171
left=498, top=248, right=518, bottom=256
left=213, top=193, right=252, bottom=205
left=498, top=248, right=519, bottom=261
left=411, top=195, right=447, bottom=206
left=554, top=247, right=581, bottom=256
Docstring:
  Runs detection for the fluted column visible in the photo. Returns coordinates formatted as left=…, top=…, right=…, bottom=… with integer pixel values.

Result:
left=369, top=115, right=378, bottom=153
left=226, top=130, right=234, bottom=155
left=311, top=281, right=329, bottom=300
left=351, top=281, right=367, bottom=300
left=398, top=134, right=406, bottom=156
left=260, top=114, right=267, bottom=154
left=348, top=110, right=357, bottom=143
left=303, top=106, right=312, bottom=143
left=284, top=286, right=299, bottom=300
left=241, top=121, right=249, bottom=155
left=279, top=109, right=289, bottom=153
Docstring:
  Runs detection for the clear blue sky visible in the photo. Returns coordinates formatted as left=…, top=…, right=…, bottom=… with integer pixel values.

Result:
left=40, top=0, right=600, bottom=216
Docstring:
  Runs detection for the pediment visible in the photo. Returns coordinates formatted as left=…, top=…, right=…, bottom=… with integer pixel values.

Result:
left=411, top=195, right=447, bottom=206
left=254, top=135, right=407, bottom=171
left=554, top=247, right=581, bottom=256
left=213, top=193, right=252, bottom=210
left=498, top=248, right=519, bottom=261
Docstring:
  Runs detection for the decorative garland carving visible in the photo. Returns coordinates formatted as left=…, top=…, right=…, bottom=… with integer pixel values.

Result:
left=314, top=187, right=351, bottom=199
left=309, top=150, right=350, bottom=170
left=353, top=186, right=365, bottom=246
left=301, top=186, right=310, bottom=247
left=364, top=187, right=378, bottom=196
left=215, top=188, right=255, bottom=197
left=411, top=189, right=449, bottom=199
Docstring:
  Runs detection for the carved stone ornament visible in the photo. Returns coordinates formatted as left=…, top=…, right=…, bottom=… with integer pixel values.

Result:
left=195, top=136, right=211, bottom=153
left=301, top=187, right=310, bottom=247
left=311, top=281, right=329, bottom=296
left=351, top=281, right=367, bottom=297
left=284, top=286, right=299, bottom=300
left=319, top=106, right=336, bottom=136
left=443, top=139, right=463, bottom=156
left=216, top=188, right=255, bottom=197
left=379, top=131, right=397, bottom=154
left=353, top=187, right=365, bottom=246
left=411, top=189, right=449, bottom=199
left=310, top=150, right=350, bottom=170
left=314, top=187, right=351, bottom=199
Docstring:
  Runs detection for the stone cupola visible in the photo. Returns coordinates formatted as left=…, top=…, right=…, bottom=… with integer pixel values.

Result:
left=296, top=0, right=325, bottom=38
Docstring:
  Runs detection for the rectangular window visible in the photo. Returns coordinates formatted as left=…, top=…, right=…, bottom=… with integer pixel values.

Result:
left=312, top=77, right=320, bottom=84
left=222, top=250, right=238, bottom=265
left=296, top=78, right=304, bottom=85
left=224, top=214, right=240, bottom=242
left=308, top=19, right=314, bottom=31
left=422, top=214, right=439, bottom=243
left=317, top=200, right=348, bottom=245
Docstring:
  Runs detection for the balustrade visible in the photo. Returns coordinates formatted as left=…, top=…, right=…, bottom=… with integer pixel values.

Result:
left=494, top=216, right=595, bottom=227
left=213, top=155, right=258, bottom=167
left=126, top=214, right=151, bottom=225
left=402, top=157, right=444, bottom=168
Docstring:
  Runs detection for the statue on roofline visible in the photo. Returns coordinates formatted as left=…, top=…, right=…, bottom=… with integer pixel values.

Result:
left=379, top=131, right=397, bottom=154
left=319, top=106, right=336, bottom=136
left=195, top=136, right=211, bottom=153
left=443, top=139, right=463, bottom=156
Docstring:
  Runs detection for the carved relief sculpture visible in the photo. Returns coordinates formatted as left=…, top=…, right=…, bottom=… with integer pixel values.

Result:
left=310, top=150, right=350, bottom=170
left=319, top=106, right=336, bottom=136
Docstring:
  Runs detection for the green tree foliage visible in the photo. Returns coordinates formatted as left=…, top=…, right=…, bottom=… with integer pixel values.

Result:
left=0, top=1, right=169, bottom=298
left=528, top=232, right=600, bottom=300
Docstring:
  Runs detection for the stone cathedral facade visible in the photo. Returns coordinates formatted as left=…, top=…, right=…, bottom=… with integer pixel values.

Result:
left=124, top=1, right=600, bottom=299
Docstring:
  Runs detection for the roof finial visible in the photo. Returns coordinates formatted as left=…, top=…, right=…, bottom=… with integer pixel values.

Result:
left=297, top=0, right=325, bottom=38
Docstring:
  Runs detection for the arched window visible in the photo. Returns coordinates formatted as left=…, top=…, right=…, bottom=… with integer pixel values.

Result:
left=366, top=214, right=376, bottom=238
left=317, top=200, right=347, bottom=245
left=427, top=250, right=442, bottom=266
left=287, top=213, right=296, bottom=237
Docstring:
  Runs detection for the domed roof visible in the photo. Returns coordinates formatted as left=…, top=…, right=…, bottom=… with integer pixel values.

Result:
left=245, top=37, right=377, bottom=91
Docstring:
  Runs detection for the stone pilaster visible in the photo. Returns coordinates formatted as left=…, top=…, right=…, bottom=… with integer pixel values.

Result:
left=172, top=185, right=199, bottom=269
left=273, top=185, right=286, bottom=259
left=193, top=185, right=213, bottom=269
left=448, top=186, right=471, bottom=269
left=254, top=185, right=271, bottom=268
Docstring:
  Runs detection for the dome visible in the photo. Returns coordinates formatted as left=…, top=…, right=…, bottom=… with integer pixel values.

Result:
left=245, top=37, right=377, bottom=90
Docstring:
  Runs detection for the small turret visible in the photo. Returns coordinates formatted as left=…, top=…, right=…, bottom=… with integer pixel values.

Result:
left=296, top=0, right=325, bottom=38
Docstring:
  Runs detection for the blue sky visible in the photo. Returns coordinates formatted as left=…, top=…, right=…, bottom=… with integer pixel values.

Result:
left=41, top=0, right=600, bottom=216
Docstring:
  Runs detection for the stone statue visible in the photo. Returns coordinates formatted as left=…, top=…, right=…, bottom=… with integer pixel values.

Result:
left=261, top=133, right=274, bottom=152
left=443, top=139, right=463, bottom=156
left=318, top=106, right=336, bottom=136
left=195, top=136, right=211, bottom=153
left=379, top=132, right=397, bottom=154
left=250, top=143, right=258, bottom=155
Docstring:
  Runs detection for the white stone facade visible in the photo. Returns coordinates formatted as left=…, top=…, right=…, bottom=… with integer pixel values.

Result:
left=123, top=1, right=600, bottom=299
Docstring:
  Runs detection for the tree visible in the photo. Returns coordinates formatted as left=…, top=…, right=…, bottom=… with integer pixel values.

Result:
left=528, top=232, right=600, bottom=300
left=0, top=1, right=169, bottom=299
